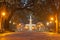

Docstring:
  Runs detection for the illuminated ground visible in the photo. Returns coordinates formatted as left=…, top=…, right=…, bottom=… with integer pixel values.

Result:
left=0, top=32, right=60, bottom=40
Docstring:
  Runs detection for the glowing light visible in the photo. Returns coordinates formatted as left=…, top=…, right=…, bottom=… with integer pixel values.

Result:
left=32, top=27, right=34, bottom=30
left=46, top=22, right=49, bottom=26
left=55, top=20, right=57, bottom=23
left=13, top=22, right=16, bottom=25
left=9, top=21, right=11, bottom=23
left=49, top=21, right=52, bottom=23
left=50, top=17, right=54, bottom=21
left=2, top=12, right=6, bottom=16
left=16, top=23, right=21, bottom=28
left=19, top=23, right=21, bottom=26
left=25, top=26, right=28, bottom=29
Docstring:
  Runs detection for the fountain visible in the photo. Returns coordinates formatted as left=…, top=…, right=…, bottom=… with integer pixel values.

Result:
left=25, top=15, right=36, bottom=31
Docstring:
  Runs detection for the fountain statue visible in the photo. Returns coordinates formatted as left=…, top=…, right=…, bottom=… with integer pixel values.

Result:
left=25, top=14, right=36, bottom=31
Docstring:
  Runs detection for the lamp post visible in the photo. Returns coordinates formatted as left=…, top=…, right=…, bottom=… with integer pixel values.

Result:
left=50, top=14, right=58, bottom=33
left=0, top=12, right=6, bottom=32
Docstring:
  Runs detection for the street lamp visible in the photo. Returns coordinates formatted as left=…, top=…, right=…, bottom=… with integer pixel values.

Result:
left=1, top=12, right=6, bottom=16
left=50, top=14, right=58, bottom=33
left=0, top=12, right=6, bottom=32
left=50, top=17, right=54, bottom=21
left=49, top=17, right=54, bottom=24
left=49, top=16, right=54, bottom=21
left=50, top=17, right=54, bottom=23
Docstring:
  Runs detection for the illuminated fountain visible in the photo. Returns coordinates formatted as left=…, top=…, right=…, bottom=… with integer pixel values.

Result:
left=25, top=15, right=36, bottom=31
